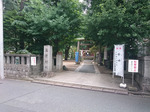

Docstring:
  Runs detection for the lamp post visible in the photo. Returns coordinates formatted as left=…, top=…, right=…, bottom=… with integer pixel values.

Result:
left=0, top=0, right=4, bottom=79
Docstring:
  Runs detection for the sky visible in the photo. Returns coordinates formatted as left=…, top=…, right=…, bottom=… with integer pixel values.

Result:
left=79, top=0, right=83, bottom=2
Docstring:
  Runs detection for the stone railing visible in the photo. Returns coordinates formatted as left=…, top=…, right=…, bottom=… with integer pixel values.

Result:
left=4, top=54, right=42, bottom=78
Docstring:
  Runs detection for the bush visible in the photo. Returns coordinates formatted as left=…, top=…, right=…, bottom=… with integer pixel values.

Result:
left=16, top=49, right=31, bottom=54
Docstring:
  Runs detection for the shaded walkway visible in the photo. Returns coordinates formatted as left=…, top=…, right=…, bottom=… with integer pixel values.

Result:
left=79, top=65, right=95, bottom=73
left=77, top=60, right=95, bottom=73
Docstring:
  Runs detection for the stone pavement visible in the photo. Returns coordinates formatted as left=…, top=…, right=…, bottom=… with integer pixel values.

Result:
left=63, top=60, right=80, bottom=71
left=31, top=60, right=146, bottom=96
left=5, top=60, right=150, bottom=96
left=33, top=71, right=128, bottom=95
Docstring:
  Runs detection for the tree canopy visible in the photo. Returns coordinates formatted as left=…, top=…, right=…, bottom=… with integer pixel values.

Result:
left=3, top=0, right=82, bottom=55
left=3, top=0, right=150, bottom=58
left=85, top=0, right=150, bottom=58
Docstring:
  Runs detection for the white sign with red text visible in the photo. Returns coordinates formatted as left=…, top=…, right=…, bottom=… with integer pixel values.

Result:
left=31, top=57, right=36, bottom=66
left=128, top=60, right=139, bottom=73
left=113, top=44, right=124, bottom=77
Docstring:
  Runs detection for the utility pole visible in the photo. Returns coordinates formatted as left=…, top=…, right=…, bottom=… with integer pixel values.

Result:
left=0, top=0, right=4, bottom=79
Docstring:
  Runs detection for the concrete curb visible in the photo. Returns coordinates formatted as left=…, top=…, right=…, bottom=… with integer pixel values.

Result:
left=128, top=91, right=150, bottom=97
left=31, top=78, right=129, bottom=95
left=6, top=77, right=150, bottom=97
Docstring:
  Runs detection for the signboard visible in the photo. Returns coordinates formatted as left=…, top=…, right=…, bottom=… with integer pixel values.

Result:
left=113, top=44, right=124, bottom=77
left=31, top=57, right=36, bottom=66
left=128, top=60, right=139, bottom=73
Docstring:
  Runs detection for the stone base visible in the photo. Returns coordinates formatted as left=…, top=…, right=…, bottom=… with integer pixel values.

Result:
left=63, top=65, right=68, bottom=71
left=136, top=56, right=150, bottom=92
left=142, top=77, right=150, bottom=92
left=128, top=86, right=138, bottom=91
left=41, top=72, right=55, bottom=78
left=135, top=74, right=150, bottom=92
left=76, top=62, right=80, bottom=64
left=56, top=68, right=63, bottom=72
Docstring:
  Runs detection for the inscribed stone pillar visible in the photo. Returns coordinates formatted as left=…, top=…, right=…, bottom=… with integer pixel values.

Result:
left=43, top=45, right=53, bottom=72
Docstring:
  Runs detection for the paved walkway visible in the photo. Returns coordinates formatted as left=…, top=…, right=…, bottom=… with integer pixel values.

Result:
left=75, top=60, right=96, bottom=73
left=31, top=60, right=142, bottom=95
left=4, top=60, right=150, bottom=96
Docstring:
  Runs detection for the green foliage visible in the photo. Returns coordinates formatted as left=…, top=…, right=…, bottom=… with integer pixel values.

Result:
left=85, top=0, right=150, bottom=58
left=89, top=45, right=99, bottom=54
left=16, top=49, right=31, bottom=54
left=4, top=9, right=27, bottom=52
left=4, top=0, right=82, bottom=55
left=69, top=45, right=77, bottom=59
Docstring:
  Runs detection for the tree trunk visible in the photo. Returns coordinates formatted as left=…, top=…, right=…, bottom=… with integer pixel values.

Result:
left=19, top=0, right=26, bottom=50
left=20, top=0, right=27, bottom=11
left=19, top=39, right=24, bottom=50
left=53, top=39, right=59, bottom=57
left=65, top=46, right=70, bottom=60
left=19, top=35, right=25, bottom=50
left=53, top=39, right=59, bottom=65
left=52, top=0, right=60, bottom=6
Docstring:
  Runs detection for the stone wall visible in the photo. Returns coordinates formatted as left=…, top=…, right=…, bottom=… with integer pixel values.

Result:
left=4, top=54, right=42, bottom=78
left=135, top=56, right=150, bottom=92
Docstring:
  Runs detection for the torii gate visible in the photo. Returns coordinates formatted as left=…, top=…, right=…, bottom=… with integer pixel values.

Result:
left=76, top=38, right=94, bottom=63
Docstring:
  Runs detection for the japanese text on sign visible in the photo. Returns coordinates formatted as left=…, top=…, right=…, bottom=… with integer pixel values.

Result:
left=113, top=44, right=124, bottom=77
left=31, top=57, right=36, bottom=66
left=128, top=60, right=139, bottom=73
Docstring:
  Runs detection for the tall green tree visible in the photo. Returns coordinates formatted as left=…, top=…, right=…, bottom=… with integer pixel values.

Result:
left=4, top=0, right=82, bottom=56
left=24, top=0, right=82, bottom=55
left=85, top=0, right=150, bottom=58
left=3, top=0, right=28, bottom=52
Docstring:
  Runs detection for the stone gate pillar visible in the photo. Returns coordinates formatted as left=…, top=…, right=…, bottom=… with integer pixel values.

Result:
left=56, top=52, right=63, bottom=71
left=43, top=45, right=54, bottom=77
